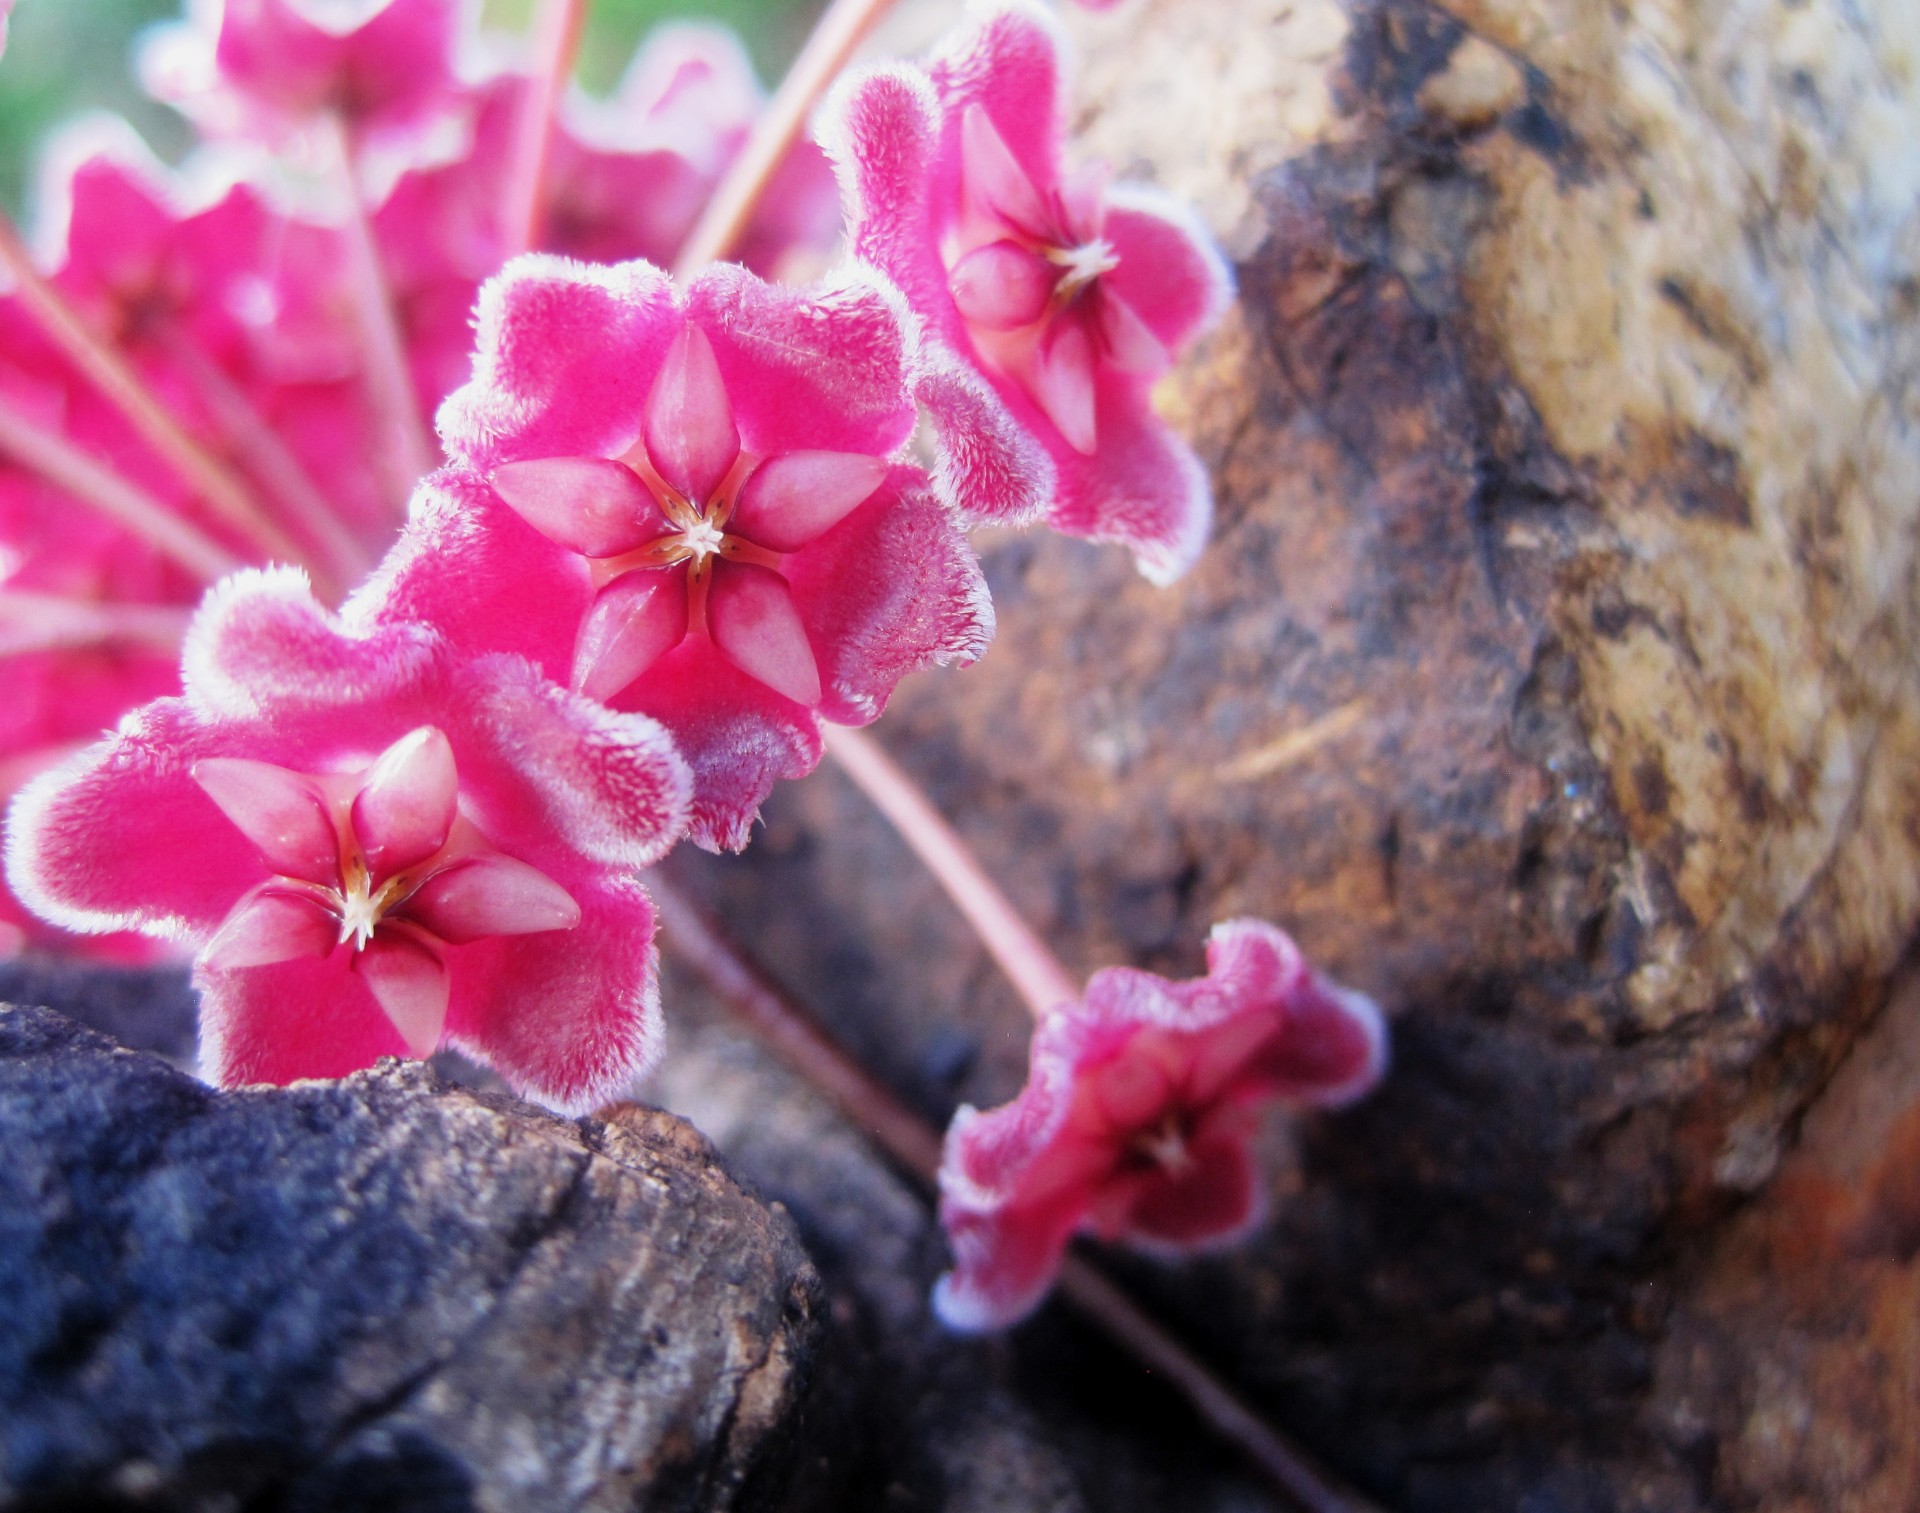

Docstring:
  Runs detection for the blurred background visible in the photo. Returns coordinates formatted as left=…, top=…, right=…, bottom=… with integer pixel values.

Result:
left=0, top=0, right=829, bottom=216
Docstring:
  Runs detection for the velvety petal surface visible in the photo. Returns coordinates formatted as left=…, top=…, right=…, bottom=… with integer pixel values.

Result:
left=687, top=265, right=915, bottom=459
left=7, top=699, right=279, bottom=940
left=440, top=258, right=680, bottom=474
left=783, top=470, right=994, bottom=727
left=443, top=871, right=661, bottom=1114
left=197, top=946, right=412, bottom=1088
left=614, top=638, right=819, bottom=853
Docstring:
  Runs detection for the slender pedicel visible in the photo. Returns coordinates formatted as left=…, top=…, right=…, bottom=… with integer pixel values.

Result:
left=502, top=0, right=588, bottom=258
left=0, top=592, right=191, bottom=659
left=0, top=396, right=241, bottom=582
left=648, top=880, right=1378, bottom=1513
left=0, top=215, right=303, bottom=566
left=671, top=0, right=898, bottom=278
left=822, top=724, right=1079, bottom=1020
left=317, top=113, right=437, bottom=517
left=159, top=335, right=368, bottom=597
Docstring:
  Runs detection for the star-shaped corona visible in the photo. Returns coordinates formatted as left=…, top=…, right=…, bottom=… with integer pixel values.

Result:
left=194, top=726, right=581, bottom=1057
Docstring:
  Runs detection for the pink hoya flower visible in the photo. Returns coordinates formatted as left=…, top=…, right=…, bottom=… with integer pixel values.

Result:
left=362, top=257, right=992, bottom=851
left=6, top=568, right=692, bottom=1111
left=823, top=2, right=1232, bottom=583
left=143, top=0, right=466, bottom=146
left=0, top=1, right=12, bottom=59
left=934, top=919, right=1387, bottom=1332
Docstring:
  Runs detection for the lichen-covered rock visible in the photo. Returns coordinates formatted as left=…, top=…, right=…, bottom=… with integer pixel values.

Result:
left=678, top=0, right=1920, bottom=1507
left=0, top=1003, right=831, bottom=1513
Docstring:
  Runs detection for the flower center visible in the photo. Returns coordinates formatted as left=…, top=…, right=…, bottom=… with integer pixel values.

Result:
left=1133, top=1112, right=1195, bottom=1175
left=678, top=511, right=727, bottom=563
left=1047, top=237, right=1119, bottom=302
left=332, top=861, right=398, bottom=951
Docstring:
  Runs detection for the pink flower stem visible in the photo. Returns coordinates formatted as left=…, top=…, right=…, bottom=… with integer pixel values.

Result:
left=821, top=724, right=1079, bottom=1019
left=649, top=878, right=1377, bottom=1513
left=501, top=0, right=588, bottom=258
left=0, top=590, right=191, bottom=658
left=671, top=0, right=898, bottom=278
left=0, top=215, right=304, bottom=567
left=0, top=396, right=241, bottom=582
left=159, top=333, right=367, bottom=598
left=318, top=113, right=438, bottom=518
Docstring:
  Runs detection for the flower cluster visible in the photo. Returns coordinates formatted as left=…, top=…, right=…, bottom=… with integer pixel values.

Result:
left=0, top=0, right=1380, bottom=1327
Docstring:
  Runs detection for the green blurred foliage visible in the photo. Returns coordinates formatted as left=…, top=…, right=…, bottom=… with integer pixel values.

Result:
left=0, top=0, right=826, bottom=218
left=0, top=0, right=189, bottom=216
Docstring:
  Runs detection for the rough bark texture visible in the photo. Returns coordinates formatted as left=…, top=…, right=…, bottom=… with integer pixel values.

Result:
left=669, top=1, right=1920, bottom=1508
left=0, top=1003, right=833, bottom=1513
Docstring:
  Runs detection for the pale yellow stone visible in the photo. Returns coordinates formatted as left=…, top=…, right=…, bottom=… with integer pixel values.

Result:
left=1418, top=34, right=1526, bottom=128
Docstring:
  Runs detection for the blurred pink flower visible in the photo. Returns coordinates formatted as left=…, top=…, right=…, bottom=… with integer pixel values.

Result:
left=6, top=568, right=691, bottom=1110
left=373, top=26, right=841, bottom=412
left=362, top=256, right=992, bottom=851
left=934, top=919, right=1386, bottom=1331
left=824, top=2, right=1232, bottom=583
left=143, top=0, right=468, bottom=146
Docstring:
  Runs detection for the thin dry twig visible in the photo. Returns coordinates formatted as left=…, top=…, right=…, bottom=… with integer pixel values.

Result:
left=671, top=0, right=896, bottom=278
left=822, top=725, right=1080, bottom=1020
left=0, top=216, right=303, bottom=567
left=317, top=114, right=438, bottom=517
left=502, top=0, right=589, bottom=258
left=0, top=398, right=242, bottom=582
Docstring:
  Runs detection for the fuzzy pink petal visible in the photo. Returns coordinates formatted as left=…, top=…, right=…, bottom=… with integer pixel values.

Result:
left=350, top=471, right=591, bottom=680
left=573, top=569, right=690, bottom=703
left=1049, top=373, right=1214, bottom=586
left=821, top=67, right=954, bottom=328
left=729, top=451, right=888, bottom=553
left=1200, top=917, right=1307, bottom=1004
left=191, top=757, right=339, bottom=885
left=183, top=566, right=441, bottom=723
left=443, top=871, right=660, bottom=1114
left=914, top=355, right=1055, bottom=526
left=1255, top=976, right=1389, bottom=1108
left=439, top=257, right=681, bottom=474
left=451, top=654, right=692, bottom=872
left=1028, top=319, right=1099, bottom=455
left=933, top=1184, right=1085, bottom=1333
left=957, top=104, right=1052, bottom=239
left=350, top=725, right=458, bottom=882
left=643, top=323, right=739, bottom=504
left=949, top=241, right=1056, bottom=332
left=1120, top=1136, right=1261, bottom=1248
left=1101, top=188, right=1235, bottom=354
left=6, top=700, right=271, bottom=941
left=612, top=637, right=818, bottom=853
left=352, top=930, right=450, bottom=1058
left=687, top=265, right=915, bottom=459
left=405, top=852, right=580, bottom=943
left=706, top=562, right=822, bottom=707
left=196, top=947, right=409, bottom=1089
left=930, top=8, right=1069, bottom=206
left=201, top=887, right=338, bottom=970
left=782, top=469, right=994, bottom=728
left=489, top=456, right=663, bottom=558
